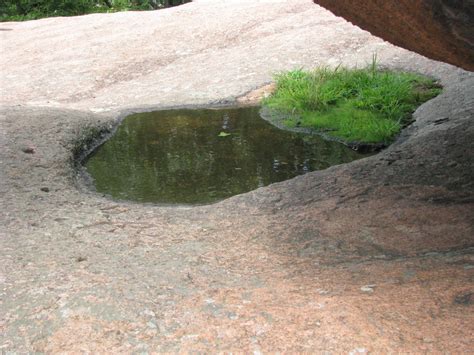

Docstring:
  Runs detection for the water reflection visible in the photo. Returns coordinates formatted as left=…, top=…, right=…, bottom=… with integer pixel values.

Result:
left=85, top=107, right=366, bottom=204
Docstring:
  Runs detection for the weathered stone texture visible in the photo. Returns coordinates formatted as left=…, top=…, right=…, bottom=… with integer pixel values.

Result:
left=314, top=0, right=474, bottom=71
left=1, top=1, right=473, bottom=352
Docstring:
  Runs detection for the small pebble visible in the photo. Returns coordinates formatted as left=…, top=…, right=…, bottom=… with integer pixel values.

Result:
left=21, top=146, right=35, bottom=154
left=40, top=187, right=50, bottom=192
left=349, top=348, right=368, bottom=354
left=142, top=309, right=156, bottom=317
left=360, top=284, right=376, bottom=293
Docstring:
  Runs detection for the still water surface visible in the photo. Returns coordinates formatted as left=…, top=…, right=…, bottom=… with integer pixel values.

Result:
left=85, top=107, right=366, bottom=204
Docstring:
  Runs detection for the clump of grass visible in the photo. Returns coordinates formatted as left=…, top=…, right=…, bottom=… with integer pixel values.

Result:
left=263, top=61, right=442, bottom=144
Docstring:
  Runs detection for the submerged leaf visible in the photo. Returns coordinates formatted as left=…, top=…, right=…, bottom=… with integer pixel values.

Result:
left=218, top=132, right=231, bottom=137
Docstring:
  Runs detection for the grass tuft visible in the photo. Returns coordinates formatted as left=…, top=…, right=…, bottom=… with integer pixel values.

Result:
left=263, top=62, right=442, bottom=144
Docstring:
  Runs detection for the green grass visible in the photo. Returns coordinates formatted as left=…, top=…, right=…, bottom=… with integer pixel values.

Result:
left=0, top=1, right=191, bottom=22
left=263, top=63, right=442, bottom=144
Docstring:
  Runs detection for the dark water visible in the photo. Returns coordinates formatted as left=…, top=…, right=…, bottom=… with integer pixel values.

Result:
left=85, top=107, right=366, bottom=204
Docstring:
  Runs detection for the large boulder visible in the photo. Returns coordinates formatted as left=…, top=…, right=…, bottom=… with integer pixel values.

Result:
left=313, top=0, right=474, bottom=71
